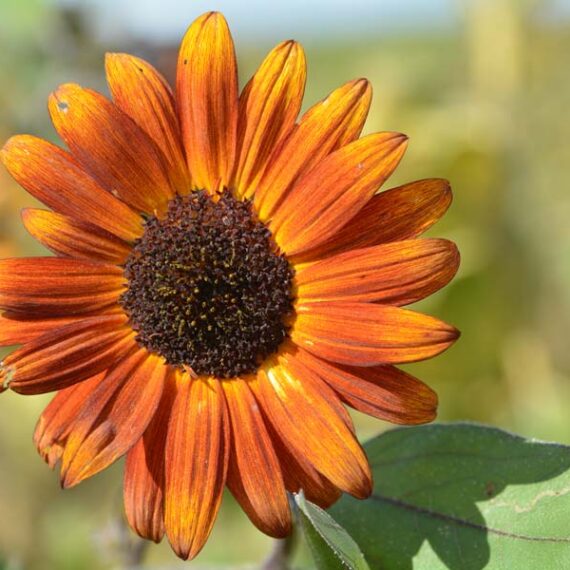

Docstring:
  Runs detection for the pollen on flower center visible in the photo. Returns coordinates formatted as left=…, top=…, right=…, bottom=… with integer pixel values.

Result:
left=120, top=189, right=295, bottom=378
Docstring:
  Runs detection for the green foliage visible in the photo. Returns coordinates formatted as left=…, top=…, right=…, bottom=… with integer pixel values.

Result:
left=295, top=492, right=370, bottom=570
left=323, top=423, right=570, bottom=569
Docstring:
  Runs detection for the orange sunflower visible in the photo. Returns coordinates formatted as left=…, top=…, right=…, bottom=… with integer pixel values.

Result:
left=0, top=11, right=459, bottom=560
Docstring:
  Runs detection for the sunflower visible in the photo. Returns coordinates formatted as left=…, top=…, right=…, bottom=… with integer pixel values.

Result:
left=0, top=11, right=459, bottom=561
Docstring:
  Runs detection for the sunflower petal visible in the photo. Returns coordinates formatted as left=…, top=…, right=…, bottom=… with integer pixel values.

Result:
left=2, top=314, right=134, bottom=395
left=296, top=349, right=438, bottom=424
left=124, top=372, right=177, bottom=543
left=222, top=379, right=291, bottom=537
left=0, top=313, right=82, bottom=346
left=300, top=178, right=453, bottom=261
left=292, top=301, right=459, bottom=366
left=296, top=238, right=459, bottom=305
left=0, top=258, right=125, bottom=315
left=48, top=84, right=174, bottom=213
left=0, top=136, right=143, bottom=241
left=54, top=349, right=144, bottom=472
left=234, top=40, right=306, bottom=199
left=165, top=375, right=229, bottom=560
left=61, top=353, right=166, bottom=488
left=106, top=53, right=190, bottom=194
left=268, top=426, right=342, bottom=508
left=22, top=209, right=131, bottom=264
left=272, top=132, right=408, bottom=255
left=254, top=78, right=372, bottom=220
left=176, top=12, right=238, bottom=191
left=255, top=350, right=371, bottom=499
left=33, top=373, right=106, bottom=468
left=124, top=442, right=164, bottom=543
left=249, top=367, right=345, bottom=507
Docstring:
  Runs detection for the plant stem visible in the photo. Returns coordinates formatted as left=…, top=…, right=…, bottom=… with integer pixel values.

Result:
left=260, top=533, right=297, bottom=570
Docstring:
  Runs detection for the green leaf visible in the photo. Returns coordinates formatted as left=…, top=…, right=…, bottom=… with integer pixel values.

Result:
left=295, top=491, right=371, bottom=570
left=329, top=423, right=570, bottom=570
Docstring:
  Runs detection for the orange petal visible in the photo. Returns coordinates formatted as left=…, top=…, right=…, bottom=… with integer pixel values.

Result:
left=268, top=426, right=341, bottom=509
left=254, top=78, right=372, bottom=220
left=299, top=178, right=453, bottom=261
left=259, top=345, right=353, bottom=431
left=61, top=353, right=166, bottom=488
left=0, top=313, right=83, bottom=346
left=254, top=350, right=371, bottom=499
left=124, top=372, right=177, bottom=543
left=53, top=349, right=144, bottom=473
left=292, top=301, right=460, bottom=366
left=48, top=84, right=174, bottom=213
left=272, top=132, right=408, bottom=255
left=296, top=238, right=459, bottom=305
left=1, top=314, right=134, bottom=395
left=164, top=375, right=229, bottom=560
left=251, top=367, right=345, bottom=508
left=22, top=209, right=131, bottom=264
left=296, top=349, right=438, bottom=425
left=0, top=135, right=143, bottom=241
left=124, top=442, right=164, bottom=543
left=106, top=53, right=190, bottom=194
left=34, top=373, right=106, bottom=468
left=222, top=379, right=291, bottom=537
left=233, top=40, right=306, bottom=199
left=176, top=12, right=238, bottom=191
left=0, top=258, right=125, bottom=315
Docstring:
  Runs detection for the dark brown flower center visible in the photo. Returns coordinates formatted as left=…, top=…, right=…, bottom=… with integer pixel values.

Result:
left=120, top=190, right=294, bottom=378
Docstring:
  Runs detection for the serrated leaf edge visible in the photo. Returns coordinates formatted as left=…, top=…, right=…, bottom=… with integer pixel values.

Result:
left=295, top=491, right=370, bottom=570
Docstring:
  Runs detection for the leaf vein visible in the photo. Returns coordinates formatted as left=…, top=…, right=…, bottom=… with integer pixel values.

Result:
left=371, top=494, right=570, bottom=543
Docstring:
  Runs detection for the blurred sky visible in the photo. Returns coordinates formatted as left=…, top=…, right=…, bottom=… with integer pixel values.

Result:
left=52, top=0, right=570, bottom=44
left=54, top=0, right=460, bottom=43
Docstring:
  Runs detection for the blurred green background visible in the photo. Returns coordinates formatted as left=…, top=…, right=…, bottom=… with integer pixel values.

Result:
left=1, top=0, right=570, bottom=568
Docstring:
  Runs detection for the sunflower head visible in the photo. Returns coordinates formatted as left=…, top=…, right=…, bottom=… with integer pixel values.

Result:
left=120, top=188, right=295, bottom=378
left=0, top=11, right=459, bottom=561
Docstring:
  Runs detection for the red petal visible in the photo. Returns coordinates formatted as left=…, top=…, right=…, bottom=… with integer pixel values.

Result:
left=292, top=301, right=460, bottom=366
left=296, top=349, right=438, bottom=424
left=49, top=84, right=174, bottom=213
left=0, top=135, right=143, bottom=241
left=33, top=373, right=106, bottom=468
left=222, top=379, right=291, bottom=537
left=22, top=208, right=131, bottom=264
left=300, top=178, right=452, bottom=261
left=234, top=40, right=306, bottom=199
left=164, top=375, right=229, bottom=560
left=106, top=53, right=190, bottom=194
left=296, top=239, right=459, bottom=305
left=61, top=354, right=167, bottom=488
left=0, top=313, right=83, bottom=346
left=268, top=427, right=341, bottom=508
left=2, top=314, right=134, bottom=394
left=176, top=12, right=238, bottom=191
left=124, top=372, right=177, bottom=543
left=0, top=257, right=125, bottom=315
left=254, top=350, right=371, bottom=499
left=271, top=132, right=407, bottom=255
left=254, top=78, right=372, bottom=220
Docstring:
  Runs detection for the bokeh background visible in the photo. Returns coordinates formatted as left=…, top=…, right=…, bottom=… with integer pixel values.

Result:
left=1, top=0, right=570, bottom=568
